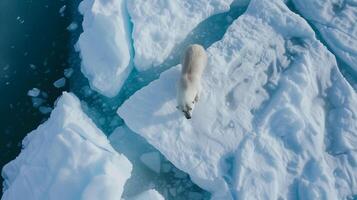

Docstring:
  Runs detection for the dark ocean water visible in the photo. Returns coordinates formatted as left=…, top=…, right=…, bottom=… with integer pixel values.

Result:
left=0, top=0, right=80, bottom=194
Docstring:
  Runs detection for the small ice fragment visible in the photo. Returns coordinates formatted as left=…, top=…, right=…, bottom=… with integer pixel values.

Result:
left=41, top=91, right=48, bottom=98
left=59, top=5, right=66, bottom=17
left=53, top=78, right=66, bottom=88
left=16, top=16, right=24, bottom=24
left=81, top=85, right=93, bottom=97
left=64, top=68, right=73, bottom=78
left=67, top=22, right=78, bottom=31
left=27, top=88, right=40, bottom=97
left=31, top=97, right=45, bottom=107
left=140, top=151, right=161, bottom=173
left=3, top=65, right=9, bottom=71
left=38, top=106, right=52, bottom=114
left=29, top=64, right=36, bottom=69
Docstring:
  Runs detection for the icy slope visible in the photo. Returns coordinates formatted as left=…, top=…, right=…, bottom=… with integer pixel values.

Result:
left=128, top=0, right=233, bottom=70
left=77, top=0, right=132, bottom=97
left=291, top=0, right=357, bottom=73
left=118, top=0, right=357, bottom=199
left=2, top=92, right=132, bottom=200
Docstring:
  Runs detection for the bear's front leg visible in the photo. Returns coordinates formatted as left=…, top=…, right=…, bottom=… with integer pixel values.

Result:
left=194, top=92, right=199, bottom=103
left=194, top=84, right=201, bottom=103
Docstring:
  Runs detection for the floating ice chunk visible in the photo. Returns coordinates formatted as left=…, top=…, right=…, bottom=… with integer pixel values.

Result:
left=67, top=22, right=78, bottom=31
left=127, top=189, right=164, bottom=200
left=31, top=97, right=45, bottom=107
left=16, top=16, right=24, bottom=24
left=27, top=88, right=40, bottom=97
left=291, top=0, right=357, bottom=72
left=64, top=68, right=74, bottom=78
left=118, top=0, right=357, bottom=199
left=128, top=0, right=233, bottom=71
left=77, top=0, right=132, bottom=97
left=59, top=5, right=66, bottom=17
left=29, top=64, right=36, bottom=69
left=38, top=106, right=52, bottom=114
left=140, top=151, right=161, bottom=174
left=2, top=92, right=132, bottom=200
left=53, top=77, right=66, bottom=88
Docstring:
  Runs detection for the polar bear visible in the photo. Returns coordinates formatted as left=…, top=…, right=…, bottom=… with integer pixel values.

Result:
left=176, top=44, right=207, bottom=119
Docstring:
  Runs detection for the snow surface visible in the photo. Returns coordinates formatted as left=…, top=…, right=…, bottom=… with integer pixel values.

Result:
left=118, top=0, right=357, bottom=199
left=128, top=0, right=233, bottom=71
left=77, top=0, right=132, bottom=97
left=291, top=0, right=357, bottom=73
left=127, top=189, right=164, bottom=200
left=2, top=92, right=132, bottom=200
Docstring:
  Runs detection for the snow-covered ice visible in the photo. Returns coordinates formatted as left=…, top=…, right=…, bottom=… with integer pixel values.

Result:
left=128, top=0, right=233, bottom=71
left=118, top=0, right=357, bottom=199
left=77, top=0, right=132, bottom=97
left=2, top=92, right=132, bottom=200
left=127, top=189, right=164, bottom=200
left=291, top=0, right=357, bottom=73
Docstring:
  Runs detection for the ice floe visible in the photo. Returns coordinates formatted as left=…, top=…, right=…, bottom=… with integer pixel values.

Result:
left=118, top=0, right=357, bottom=199
left=77, top=0, right=132, bottom=97
left=2, top=92, right=132, bottom=200
left=291, top=0, right=357, bottom=73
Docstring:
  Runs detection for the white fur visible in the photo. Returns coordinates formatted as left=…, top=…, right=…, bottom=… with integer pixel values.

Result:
left=176, top=44, right=207, bottom=119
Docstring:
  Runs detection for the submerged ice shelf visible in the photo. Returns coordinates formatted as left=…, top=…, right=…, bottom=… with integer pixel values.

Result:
left=110, top=126, right=210, bottom=199
left=118, top=0, right=357, bottom=199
